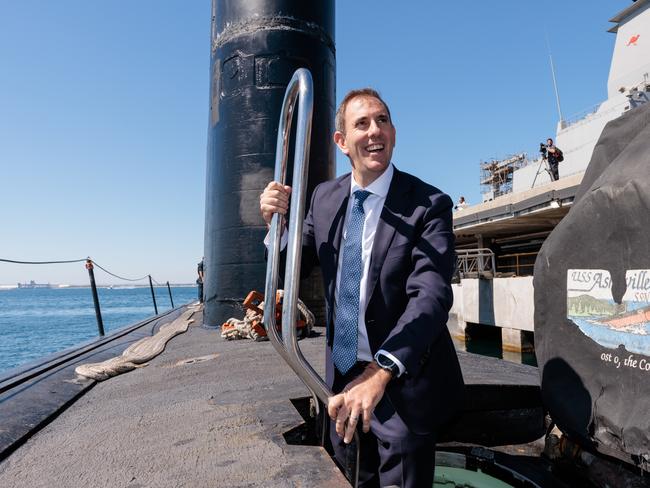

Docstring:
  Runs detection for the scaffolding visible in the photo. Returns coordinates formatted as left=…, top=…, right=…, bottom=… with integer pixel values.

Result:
left=480, top=153, right=528, bottom=201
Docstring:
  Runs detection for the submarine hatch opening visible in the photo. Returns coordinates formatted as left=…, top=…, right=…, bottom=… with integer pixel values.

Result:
left=283, top=396, right=567, bottom=487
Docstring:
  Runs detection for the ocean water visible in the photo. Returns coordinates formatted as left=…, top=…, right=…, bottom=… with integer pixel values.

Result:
left=0, top=286, right=198, bottom=374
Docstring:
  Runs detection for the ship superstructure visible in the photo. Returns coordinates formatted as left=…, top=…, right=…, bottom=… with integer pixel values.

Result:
left=512, top=0, right=650, bottom=192
left=455, top=0, right=649, bottom=270
left=450, top=1, right=650, bottom=354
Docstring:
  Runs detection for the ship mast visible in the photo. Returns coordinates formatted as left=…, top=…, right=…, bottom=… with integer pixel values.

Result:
left=544, top=29, right=564, bottom=127
left=548, top=51, right=564, bottom=126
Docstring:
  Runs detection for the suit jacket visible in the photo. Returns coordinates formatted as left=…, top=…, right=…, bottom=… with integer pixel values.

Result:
left=300, top=166, right=464, bottom=435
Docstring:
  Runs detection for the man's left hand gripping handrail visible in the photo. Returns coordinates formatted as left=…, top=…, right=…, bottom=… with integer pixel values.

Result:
left=263, top=68, right=331, bottom=404
left=263, top=67, right=361, bottom=488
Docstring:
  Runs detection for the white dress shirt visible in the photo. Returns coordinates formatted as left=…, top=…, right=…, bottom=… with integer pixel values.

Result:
left=335, top=164, right=405, bottom=376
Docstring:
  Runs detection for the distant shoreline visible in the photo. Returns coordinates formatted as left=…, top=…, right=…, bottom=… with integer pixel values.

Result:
left=0, top=284, right=196, bottom=290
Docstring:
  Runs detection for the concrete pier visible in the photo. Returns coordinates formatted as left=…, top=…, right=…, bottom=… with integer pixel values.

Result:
left=449, top=277, right=536, bottom=354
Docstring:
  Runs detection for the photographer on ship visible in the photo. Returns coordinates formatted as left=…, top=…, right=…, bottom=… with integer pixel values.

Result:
left=540, top=138, right=563, bottom=181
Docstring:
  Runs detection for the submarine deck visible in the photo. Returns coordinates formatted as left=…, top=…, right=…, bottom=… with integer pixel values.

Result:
left=0, top=306, right=348, bottom=487
left=0, top=304, right=543, bottom=487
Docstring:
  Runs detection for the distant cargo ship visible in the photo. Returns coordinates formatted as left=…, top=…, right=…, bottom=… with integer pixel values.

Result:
left=17, top=280, right=56, bottom=289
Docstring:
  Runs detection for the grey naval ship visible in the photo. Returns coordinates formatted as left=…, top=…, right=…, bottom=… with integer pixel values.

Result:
left=451, top=0, right=650, bottom=356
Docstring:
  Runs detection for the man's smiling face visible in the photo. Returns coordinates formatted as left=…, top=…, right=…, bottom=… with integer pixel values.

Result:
left=334, top=95, right=396, bottom=185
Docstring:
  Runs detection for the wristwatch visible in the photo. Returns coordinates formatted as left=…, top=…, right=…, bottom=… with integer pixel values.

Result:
left=375, top=352, right=400, bottom=378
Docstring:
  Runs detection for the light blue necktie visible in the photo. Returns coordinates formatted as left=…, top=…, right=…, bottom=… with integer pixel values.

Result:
left=333, top=190, right=371, bottom=375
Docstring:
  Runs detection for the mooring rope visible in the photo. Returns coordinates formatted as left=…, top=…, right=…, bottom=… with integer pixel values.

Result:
left=221, top=290, right=315, bottom=341
left=75, top=304, right=201, bottom=381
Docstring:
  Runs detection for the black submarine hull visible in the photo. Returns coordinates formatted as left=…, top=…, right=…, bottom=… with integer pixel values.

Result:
left=203, top=0, right=335, bottom=327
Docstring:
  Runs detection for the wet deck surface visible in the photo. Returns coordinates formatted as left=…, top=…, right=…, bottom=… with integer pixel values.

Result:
left=0, top=306, right=348, bottom=488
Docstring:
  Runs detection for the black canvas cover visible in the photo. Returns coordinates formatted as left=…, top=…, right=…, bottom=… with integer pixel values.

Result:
left=535, top=102, right=650, bottom=468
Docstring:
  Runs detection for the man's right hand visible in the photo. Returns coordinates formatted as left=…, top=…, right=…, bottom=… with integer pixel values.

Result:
left=260, top=181, right=292, bottom=227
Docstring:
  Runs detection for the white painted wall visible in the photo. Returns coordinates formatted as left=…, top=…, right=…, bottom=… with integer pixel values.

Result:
left=512, top=93, right=628, bottom=193
left=608, top=2, right=650, bottom=98
left=450, top=277, right=535, bottom=332
left=512, top=160, right=552, bottom=191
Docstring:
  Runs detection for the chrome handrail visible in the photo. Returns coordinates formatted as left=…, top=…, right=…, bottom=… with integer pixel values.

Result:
left=263, top=67, right=331, bottom=403
left=263, top=68, right=360, bottom=487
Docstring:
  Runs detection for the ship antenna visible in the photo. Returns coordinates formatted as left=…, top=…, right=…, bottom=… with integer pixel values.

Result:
left=545, top=30, right=564, bottom=124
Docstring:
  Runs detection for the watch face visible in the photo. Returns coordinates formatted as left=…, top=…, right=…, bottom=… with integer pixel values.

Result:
left=377, top=354, right=397, bottom=375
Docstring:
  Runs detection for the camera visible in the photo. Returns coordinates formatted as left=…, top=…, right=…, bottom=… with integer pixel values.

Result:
left=539, top=142, right=548, bottom=156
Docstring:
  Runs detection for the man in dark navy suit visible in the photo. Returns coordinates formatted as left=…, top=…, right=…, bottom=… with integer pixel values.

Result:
left=260, top=88, right=463, bottom=487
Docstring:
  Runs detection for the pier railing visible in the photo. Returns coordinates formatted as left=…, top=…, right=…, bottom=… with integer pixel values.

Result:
left=456, top=248, right=496, bottom=278
left=496, top=251, right=538, bottom=276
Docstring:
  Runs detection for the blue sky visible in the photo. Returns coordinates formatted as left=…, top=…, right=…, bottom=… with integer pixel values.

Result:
left=0, top=1, right=630, bottom=285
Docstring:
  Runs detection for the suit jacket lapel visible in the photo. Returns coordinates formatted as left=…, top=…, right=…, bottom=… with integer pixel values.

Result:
left=366, top=167, right=410, bottom=301
left=327, top=174, right=351, bottom=310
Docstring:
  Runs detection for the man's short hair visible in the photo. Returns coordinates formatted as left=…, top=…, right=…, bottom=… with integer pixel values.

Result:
left=335, top=88, right=392, bottom=133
